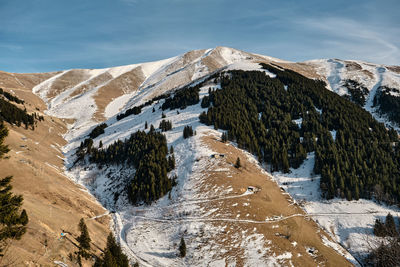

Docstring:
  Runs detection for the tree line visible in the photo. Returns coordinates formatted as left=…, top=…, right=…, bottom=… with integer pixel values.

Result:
left=162, top=85, right=200, bottom=110
left=0, top=98, right=43, bottom=130
left=0, top=88, right=24, bottom=105
left=116, top=93, right=171, bottom=121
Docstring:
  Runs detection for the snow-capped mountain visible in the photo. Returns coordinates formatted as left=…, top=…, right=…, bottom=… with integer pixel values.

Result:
left=29, top=47, right=400, bottom=141
left=4, top=47, right=400, bottom=266
left=305, top=58, right=400, bottom=131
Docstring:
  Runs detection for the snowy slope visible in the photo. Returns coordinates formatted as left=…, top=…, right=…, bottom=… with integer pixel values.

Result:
left=64, top=80, right=286, bottom=266
left=305, top=58, right=400, bottom=131
left=31, top=47, right=272, bottom=144
left=272, top=153, right=400, bottom=262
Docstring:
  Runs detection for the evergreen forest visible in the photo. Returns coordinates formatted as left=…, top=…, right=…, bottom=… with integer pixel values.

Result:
left=0, top=98, right=42, bottom=129
left=79, top=129, right=174, bottom=204
left=199, top=64, right=400, bottom=203
left=0, top=88, right=25, bottom=104
left=373, top=86, right=400, bottom=126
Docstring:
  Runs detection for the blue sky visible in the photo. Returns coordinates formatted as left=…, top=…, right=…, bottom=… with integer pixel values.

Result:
left=1, top=0, right=399, bottom=73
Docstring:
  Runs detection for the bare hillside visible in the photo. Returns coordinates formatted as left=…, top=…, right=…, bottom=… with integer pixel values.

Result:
left=0, top=84, right=110, bottom=266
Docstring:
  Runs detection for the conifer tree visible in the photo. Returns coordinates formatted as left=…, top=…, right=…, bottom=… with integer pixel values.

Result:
left=0, top=122, right=9, bottom=158
left=373, top=218, right=386, bottom=237
left=77, top=218, right=91, bottom=255
left=235, top=157, right=241, bottom=168
left=183, top=126, right=193, bottom=139
left=179, top=236, right=186, bottom=257
left=221, top=132, right=228, bottom=143
left=385, top=213, right=398, bottom=237
left=94, top=233, right=129, bottom=267
left=0, top=176, right=28, bottom=256
left=0, top=122, right=28, bottom=257
left=281, top=148, right=290, bottom=173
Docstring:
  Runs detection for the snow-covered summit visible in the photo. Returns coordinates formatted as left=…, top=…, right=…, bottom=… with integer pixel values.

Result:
left=28, top=47, right=400, bottom=134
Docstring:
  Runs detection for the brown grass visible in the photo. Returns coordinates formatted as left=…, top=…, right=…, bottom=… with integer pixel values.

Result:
left=0, top=71, right=58, bottom=91
left=387, top=66, right=400, bottom=74
left=69, top=72, right=113, bottom=99
left=345, top=62, right=363, bottom=71
left=193, top=134, right=353, bottom=266
left=0, top=88, right=109, bottom=266
left=93, top=67, right=145, bottom=121
left=45, top=70, right=91, bottom=99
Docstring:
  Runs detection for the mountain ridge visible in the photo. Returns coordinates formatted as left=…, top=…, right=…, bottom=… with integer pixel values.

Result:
left=1, top=47, right=400, bottom=266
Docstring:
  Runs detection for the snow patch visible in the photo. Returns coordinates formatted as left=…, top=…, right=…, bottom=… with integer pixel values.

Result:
left=225, top=62, right=276, bottom=78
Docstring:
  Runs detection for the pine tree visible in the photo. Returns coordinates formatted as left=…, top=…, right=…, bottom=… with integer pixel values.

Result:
left=77, top=218, right=91, bottom=252
left=235, top=157, right=241, bottom=168
left=0, top=176, right=28, bottom=256
left=281, top=148, right=290, bottom=173
left=19, top=209, right=29, bottom=226
left=168, top=155, right=175, bottom=171
left=0, top=121, right=28, bottom=257
left=0, top=122, right=9, bottom=158
left=179, top=236, right=186, bottom=257
left=183, top=126, right=193, bottom=139
left=145, top=121, right=148, bottom=129
left=221, top=132, right=228, bottom=143
left=385, top=213, right=398, bottom=237
left=373, top=218, right=386, bottom=237
left=94, top=233, right=129, bottom=267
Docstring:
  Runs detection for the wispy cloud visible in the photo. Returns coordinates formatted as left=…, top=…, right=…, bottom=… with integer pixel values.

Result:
left=298, top=17, right=400, bottom=64
left=0, top=43, right=23, bottom=51
left=1, top=0, right=400, bottom=72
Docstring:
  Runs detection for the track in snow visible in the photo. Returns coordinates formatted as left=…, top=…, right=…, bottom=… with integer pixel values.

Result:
left=365, top=67, right=386, bottom=112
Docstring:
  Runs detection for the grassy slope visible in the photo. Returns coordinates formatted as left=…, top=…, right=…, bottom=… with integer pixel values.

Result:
left=0, top=85, right=109, bottom=266
left=197, top=134, right=353, bottom=266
